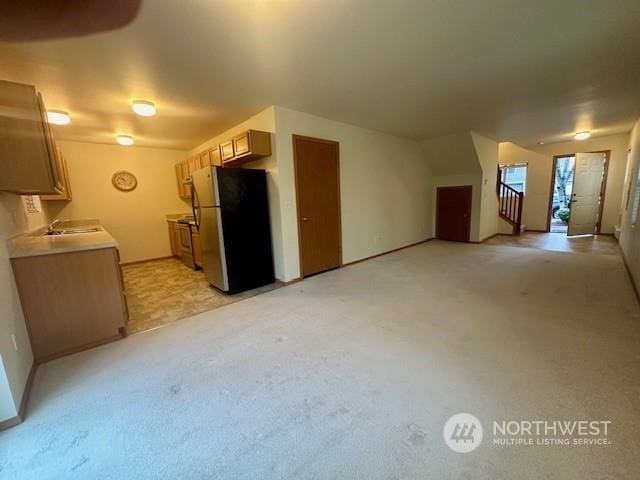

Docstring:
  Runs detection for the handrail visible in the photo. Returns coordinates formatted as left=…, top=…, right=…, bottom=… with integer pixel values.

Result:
left=497, top=180, right=524, bottom=235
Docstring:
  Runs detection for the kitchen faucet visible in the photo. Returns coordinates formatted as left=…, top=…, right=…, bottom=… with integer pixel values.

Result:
left=47, top=218, right=61, bottom=234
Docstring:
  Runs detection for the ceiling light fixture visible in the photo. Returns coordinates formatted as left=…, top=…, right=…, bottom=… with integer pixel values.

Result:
left=574, top=131, right=591, bottom=141
left=132, top=100, right=156, bottom=117
left=537, top=141, right=545, bottom=145
left=47, top=110, right=71, bottom=125
left=116, top=135, right=134, bottom=146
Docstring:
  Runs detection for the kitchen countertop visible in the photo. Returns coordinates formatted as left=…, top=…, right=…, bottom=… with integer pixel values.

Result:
left=7, top=219, right=119, bottom=259
left=166, top=213, right=196, bottom=226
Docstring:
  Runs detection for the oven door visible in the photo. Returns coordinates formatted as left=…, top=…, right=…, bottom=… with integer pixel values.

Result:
left=178, top=224, right=195, bottom=269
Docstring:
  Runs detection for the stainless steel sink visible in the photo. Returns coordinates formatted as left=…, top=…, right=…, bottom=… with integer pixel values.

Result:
left=45, top=227, right=102, bottom=236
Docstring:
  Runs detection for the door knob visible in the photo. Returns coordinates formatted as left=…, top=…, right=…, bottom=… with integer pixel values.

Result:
left=302, top=217, right=308, bottom=222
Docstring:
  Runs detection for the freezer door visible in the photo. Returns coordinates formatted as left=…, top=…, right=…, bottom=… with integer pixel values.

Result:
left=191, top=166, right=220, bottom=208
left=199, top=206, right=229, bottom=291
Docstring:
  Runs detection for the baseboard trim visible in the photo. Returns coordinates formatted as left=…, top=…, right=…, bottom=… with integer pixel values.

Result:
left=277, top=277, right=302, bottom=286
left=120, top=255, right=175, bottom=266
left=36, top=334, right=124, bottom=365
left=480, top=233, right=501, bottom=243
left=343, top=238, right=434, bottom=267
left=0, top=362, right=37, bottom=432
left=621, top=250, right=640, bottom=305
left=0, top=415, right=21, bottom=431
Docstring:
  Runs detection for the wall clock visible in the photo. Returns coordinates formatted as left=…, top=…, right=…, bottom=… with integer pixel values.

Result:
left=112, top=171, right=138, bottom=192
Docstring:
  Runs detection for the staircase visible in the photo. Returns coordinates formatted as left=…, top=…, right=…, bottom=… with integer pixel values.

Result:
left=496, top=168, right=524, bottom=235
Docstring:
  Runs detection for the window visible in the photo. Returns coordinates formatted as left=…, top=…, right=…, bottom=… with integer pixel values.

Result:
left=500, top=163, right=527, bottom=193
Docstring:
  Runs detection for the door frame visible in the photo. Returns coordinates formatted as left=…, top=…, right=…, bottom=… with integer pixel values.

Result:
left=435, top=185, right=473, bottom=242
left=292, top=134, right=343, bottom=278
left=546, top=150, right=610, bottom=234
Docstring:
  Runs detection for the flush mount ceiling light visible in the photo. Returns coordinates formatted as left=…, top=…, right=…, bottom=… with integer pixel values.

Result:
left=116, top=135, right=134, bottom=146
left=574, top=131, right=591, bottom=141
left=47, top=110, right=71, bottom=125
left=132, top=100, right=156, bottom=117
left=537, top=141, right=545, bottom=145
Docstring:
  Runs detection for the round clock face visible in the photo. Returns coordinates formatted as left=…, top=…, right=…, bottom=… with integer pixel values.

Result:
left=112, top=171, right=137, bottom=191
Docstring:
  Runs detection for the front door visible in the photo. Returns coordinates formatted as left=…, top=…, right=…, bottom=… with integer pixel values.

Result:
left=567, top=152, right=606, bottom=236
left=293, top=135, right=342, bottom=277
left=436, top=186, right=472, bottom=242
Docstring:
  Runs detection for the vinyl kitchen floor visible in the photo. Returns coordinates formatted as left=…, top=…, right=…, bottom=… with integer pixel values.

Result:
left=122, top=258, right=279, bottom=334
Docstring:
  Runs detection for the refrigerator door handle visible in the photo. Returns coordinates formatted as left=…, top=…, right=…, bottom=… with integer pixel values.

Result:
left=191, top=182, right=201, bottom=230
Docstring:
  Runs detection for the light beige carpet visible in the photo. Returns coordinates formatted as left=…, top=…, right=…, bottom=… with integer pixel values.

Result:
left=1, top=241, right=639, bottom=479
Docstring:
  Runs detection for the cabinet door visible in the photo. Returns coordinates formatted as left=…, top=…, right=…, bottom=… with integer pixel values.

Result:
left=181, top=160, right=191, bottom=198
left=187, top=155, right=198, bottom=174
left=220, top=141, right=235, bottom=161
left=192, top=231, right=202, bottom=267
left=36, top=93, right=64, bottom=193
left=200, top=150, right=211, bottom=167
left=233, top=131, right=250, bottom=157
left=210, top=146, right=222, bottom=166
left=0, top=81, right=63, bottom=194
left=175, top=163, right=184, bottom=197
left=40, top=146, right=72, bottom=201
left=169, top=223, right=181, bottom=256
left=168, top=223, right=176, bottom=255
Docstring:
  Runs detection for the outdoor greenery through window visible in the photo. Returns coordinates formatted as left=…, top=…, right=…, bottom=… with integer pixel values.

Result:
left=500, top=163, right=527, bottom=193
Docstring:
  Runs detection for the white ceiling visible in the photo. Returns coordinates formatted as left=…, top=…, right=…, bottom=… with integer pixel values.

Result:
left=1, top=0, right=639, bottom=150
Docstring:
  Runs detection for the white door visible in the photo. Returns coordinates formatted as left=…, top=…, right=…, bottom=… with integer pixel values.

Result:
left=567, top=152, right=606, bottom=236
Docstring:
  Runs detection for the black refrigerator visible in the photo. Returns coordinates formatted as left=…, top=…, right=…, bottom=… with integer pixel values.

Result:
left=191, top=166, right=274, bottom=294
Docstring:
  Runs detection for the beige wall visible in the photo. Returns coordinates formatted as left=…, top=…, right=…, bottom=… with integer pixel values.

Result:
left=619, top=119, right=640, bottom=284
left=498, top=142, right=553, bottom=231
left=531, top=133, right=630, bottom=233
left=471, top=132, right=499, bottom=241
left=273, top=107, right=433, bottom=279
left=0, top=194, right=50, bottom=421
left=49, top=141, right=188, bottom=264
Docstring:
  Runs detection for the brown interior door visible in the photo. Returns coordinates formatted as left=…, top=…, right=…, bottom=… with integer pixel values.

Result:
left=294, top=135, right=341, bottom=277
left=436, top=186, right=472, bottom=242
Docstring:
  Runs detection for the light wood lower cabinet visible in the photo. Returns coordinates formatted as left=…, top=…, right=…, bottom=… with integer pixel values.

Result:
left=168, top=221, right=181, bottom=256
left=11, top=247, right=128, bottom=363
left=191, top=228, right=202, bottom=267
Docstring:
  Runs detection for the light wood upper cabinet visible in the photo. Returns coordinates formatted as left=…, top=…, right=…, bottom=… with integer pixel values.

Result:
left=174, top=163, right=184, bottom=198
left=180, top=160, right=191, bottom=198
left=224, top=130, right=272, bottom=165
left=0, top=80, right=64, bottom=195
left=41, top=146, right=72, bottom=201
left=220, top=141, right=235, bottom=162
left=187, top=155, right=200, bottom=175
left=233, top=131, right=250, bottom=157
left=210, top=146, right=222, bottom=166
left=199, top=150, right=211, bottom=167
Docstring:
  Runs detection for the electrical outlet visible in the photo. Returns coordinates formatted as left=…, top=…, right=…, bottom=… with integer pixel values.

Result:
left=11, top=334, right=18, bottom=351
left=374, top=235, right=382, bottom=245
